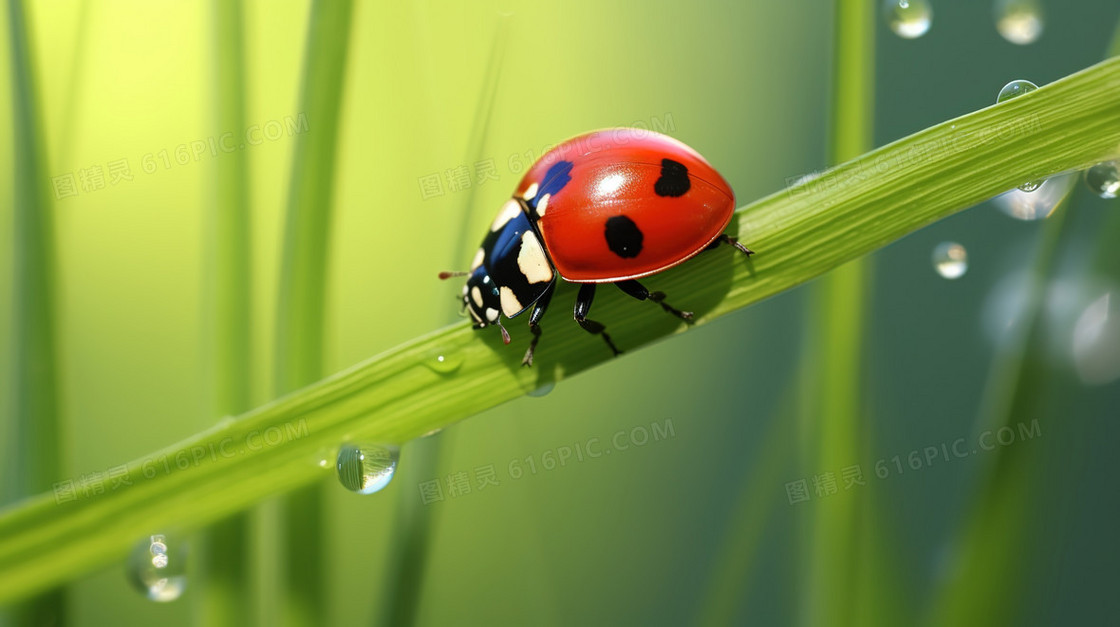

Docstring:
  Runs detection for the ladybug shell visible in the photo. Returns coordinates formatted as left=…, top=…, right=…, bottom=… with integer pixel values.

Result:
left=515, top=129, right=735, bottom=283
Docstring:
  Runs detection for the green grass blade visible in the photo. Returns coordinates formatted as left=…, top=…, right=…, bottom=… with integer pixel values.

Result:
left=273, top=1, right=354, bottom=625
left=0, top=57, right=1119, bottom=605
left=3, top=0, right=66, bottom=624
left=801, top=2, right=873, bottom=624
left=198, top=0, right=253, bottom=625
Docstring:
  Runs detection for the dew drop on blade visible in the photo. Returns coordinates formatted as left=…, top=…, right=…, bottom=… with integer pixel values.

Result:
left=992, top=173, right=1075, bottom=221
left=336, top=443, right=400, bottom=495
left=1084, top=161, right=1120, bottom=199
left=994, top=0, right=1044, bottom=45
left=426, top=352, right=463, bottom=374
left=932, top=242, right=968, bottom=279
left=127, top=534, right=187, bottom=602
left=884, top=0, right=933, bottom=39
left=526, top=381, right=555, bottom=398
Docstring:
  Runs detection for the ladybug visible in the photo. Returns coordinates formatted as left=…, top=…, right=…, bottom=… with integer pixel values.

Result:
left=442, top=128, right=751, bottom=366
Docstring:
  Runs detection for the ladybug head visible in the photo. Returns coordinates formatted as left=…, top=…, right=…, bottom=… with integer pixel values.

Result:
left=462, top=267, right=503, bottom=329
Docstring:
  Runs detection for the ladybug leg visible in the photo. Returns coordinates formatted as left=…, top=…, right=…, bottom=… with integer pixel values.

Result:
left=705, top=234, right=754, bottom=256
left=614, top=280, right=694, bottom=323
left=521, top=283, right=555, bottom=367
left=573, top=284, right=622, bottom=357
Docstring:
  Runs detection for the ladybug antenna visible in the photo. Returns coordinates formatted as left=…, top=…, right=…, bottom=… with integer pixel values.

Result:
left=496, top=319, right=511, bottom=345
left=438, top=271, right=468, bottom=280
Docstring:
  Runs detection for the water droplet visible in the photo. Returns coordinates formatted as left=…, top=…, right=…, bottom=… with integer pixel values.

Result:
left=884, top=0, right=932, bottom=39
left=994, top=0, right=1044, bottom=45
left=932, top=242, right=968, bottom=279
left=336, top=443, right=399, bottom=494
left=128, top=534, right=187, bottom=602
left=425, top=352, right=463, bottom=375
left=526, top=381, right=555, bottom=397
left=1084, top=161, right=1120, bottom=199
left=992, top=173, right=1075, bottom=220
left=1072, top=292, right=1120, bottom=385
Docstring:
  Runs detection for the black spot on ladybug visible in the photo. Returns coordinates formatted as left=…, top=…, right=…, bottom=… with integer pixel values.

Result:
left=604, top=215, right=643, bottom=258
left=654, top=158, right=690, bottom=197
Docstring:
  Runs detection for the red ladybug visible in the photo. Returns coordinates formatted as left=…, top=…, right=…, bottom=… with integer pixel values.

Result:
left=443, top=128, right=751, bottom=365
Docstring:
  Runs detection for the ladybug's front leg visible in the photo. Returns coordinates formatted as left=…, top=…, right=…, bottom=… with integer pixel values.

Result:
left=614, top=279, right=694, bottom=323
left=573, top=284, right=622, bottom=357
left=521, top=283, right=555, bottom=367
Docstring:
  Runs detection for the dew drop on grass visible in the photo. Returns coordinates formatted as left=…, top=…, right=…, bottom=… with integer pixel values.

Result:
left=336, top=443, right=399, bottom=494
left=426, top=352, right=463, bottom=374
left=995, top=79, right=1043, bottom=191
left=1084, top=161, right=1120, bottom=199
left=932, top=242, right=968, bottom=279
left=992, top=173, right=1076, bottom=220
left=884, top=0, right=932, bottom=39
left=128, top=534, right=187, bottom=602
left=996, top=79, right=1038, bottom=103
left=526, top=381, right=555, bottom=397
left=994, top=0, right=1044, bottom=45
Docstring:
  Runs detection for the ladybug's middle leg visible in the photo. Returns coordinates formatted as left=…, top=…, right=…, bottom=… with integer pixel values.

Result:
left=614, top=279, right=694, bottom=323
left=521, top=282, right=555, bottom=367
left=573, top=284, right=622, bottom=357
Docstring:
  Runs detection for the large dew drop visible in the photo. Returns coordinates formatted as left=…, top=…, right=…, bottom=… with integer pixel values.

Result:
left=128, top=534, right=187, bottom=602
left=337, top=443, right=400, bottom=494
left=1084, top=161, right=1120, bottom=199
left=932, top=242, right=968, bottom=279
left=994, top=0, right=1045, bottom=45
left=884, top=0, right=933, bottom=39
left=992, top=173, right=1076, bottom=221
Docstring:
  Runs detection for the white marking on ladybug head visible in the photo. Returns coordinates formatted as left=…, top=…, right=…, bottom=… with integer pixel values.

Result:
left=470, top=248, right=485, bottom=271
left=517, top=231, right=553, bottom=284
left=470, top=286, right=483, bottom=308
left=461, top=284, right=469, bottom=296
left=485, top=307, right=500, bottom=323
left=535, top=193, right=550, bottom=218
left=499, top=286, right=523, bottom=317
left=490, top=199, right=521, bottom=232
left=522, top=182, right=539, bottom=201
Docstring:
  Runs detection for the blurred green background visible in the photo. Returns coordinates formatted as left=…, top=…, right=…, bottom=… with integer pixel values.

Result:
left=3, top=0, right=1119, bottom=625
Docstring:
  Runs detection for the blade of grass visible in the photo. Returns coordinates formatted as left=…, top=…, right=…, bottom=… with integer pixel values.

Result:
left=378, top=14, right=510, bottom=627
left=800, top=1, right=874, bottom=624
left=198, top=0, right=253, bottom=625
left=3, top=0, right=66, bottom=624
left=0, top=57, right=1119, bottom=604
left=273, top=1, right=354, bottom=625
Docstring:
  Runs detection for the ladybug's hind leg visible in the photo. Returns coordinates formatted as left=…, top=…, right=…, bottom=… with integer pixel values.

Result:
left=705, top=234, right=754, bottom=256
left=574, top=284, right=622, bottom=357
left=614, top=279, right=694, bottom=323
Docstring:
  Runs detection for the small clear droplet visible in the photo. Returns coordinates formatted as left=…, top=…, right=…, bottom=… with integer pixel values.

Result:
left=995, top=80, right=1042, bottom=191
left=884, top=0, right=932, bottom=39
left=992, top=173, right=1076, bottom=221
left=128, top=534, right=187, bottom=602
left=996, top=79, right=1037, bottom=103
left=336, top=443, right=399, bottom=494
left=1084, top=161, right=1120, bottom=199
left=932, top=242, right=968, bottom=279
left=526, top=381, right=555, bottom=397
left=426, top=352, right=463, bottom=375
left=994, top=0, right=1044, bottom=45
